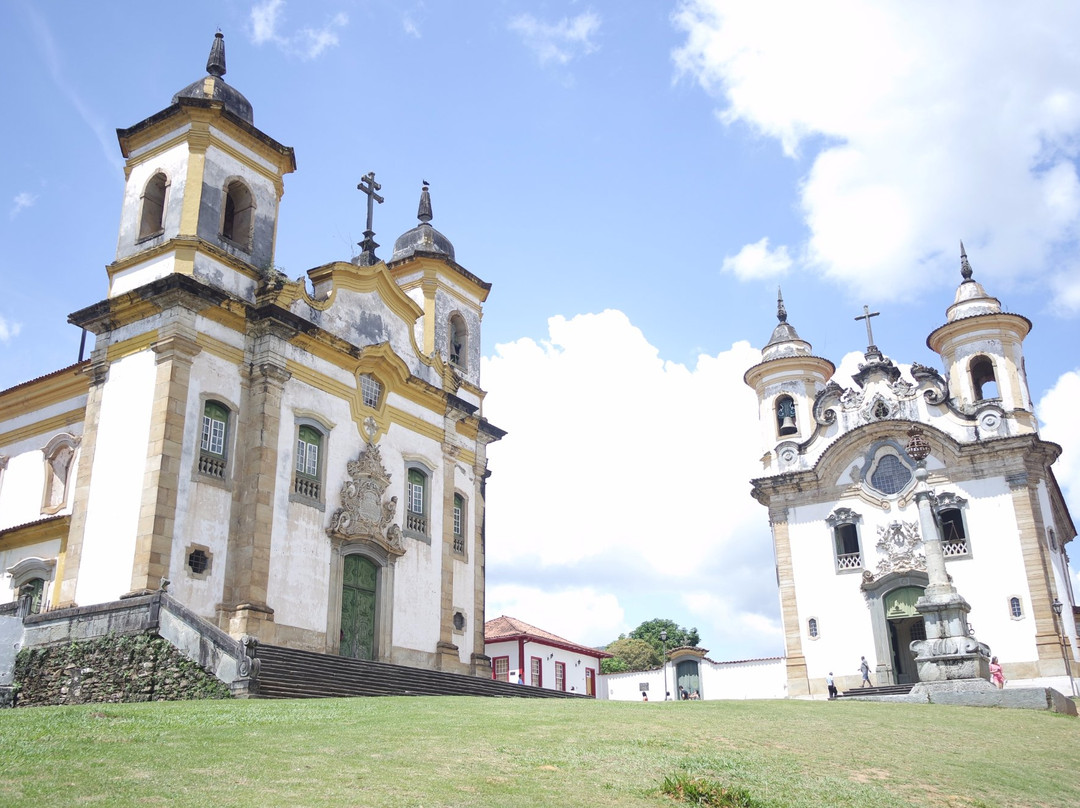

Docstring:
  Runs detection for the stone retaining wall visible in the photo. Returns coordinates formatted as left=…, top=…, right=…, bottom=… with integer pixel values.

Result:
left=12, top=633, right=231, bottom=706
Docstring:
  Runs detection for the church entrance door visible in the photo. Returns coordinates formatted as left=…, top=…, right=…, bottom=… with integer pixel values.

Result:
left=676, top=660, right=701, bottom=698
left=884, top=586, right=924, bottom=685
left=340, top=555, right=377, bottom=660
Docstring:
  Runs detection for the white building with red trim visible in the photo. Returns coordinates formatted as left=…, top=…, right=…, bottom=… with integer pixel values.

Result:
left=484, top=615, right=610, bottom=697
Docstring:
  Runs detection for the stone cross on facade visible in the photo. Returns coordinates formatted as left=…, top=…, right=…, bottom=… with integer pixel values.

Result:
left=354, top=172, right=384, bottom=266
left=855, top=305, right=880, bottom=354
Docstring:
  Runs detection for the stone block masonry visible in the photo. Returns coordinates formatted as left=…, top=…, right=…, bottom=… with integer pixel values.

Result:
left=12, top=633, right=231, bottom=707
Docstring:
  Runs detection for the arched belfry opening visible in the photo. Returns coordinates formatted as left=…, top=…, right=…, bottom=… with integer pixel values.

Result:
left=139, top=172, right=167, bottom=239
left=970, top=356, right=998, bottom=401
left=775, top=395, right=797, bottom=436
left=222, top=180, right=254, bottom=250
left=449, top=313, right=467, bottom=369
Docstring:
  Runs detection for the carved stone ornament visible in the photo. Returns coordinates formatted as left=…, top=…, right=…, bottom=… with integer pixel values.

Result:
left=327, top=441, right=405, bottom=556
left=875, top=520, right=926, bottom=576
left=840, top=387, right=864, bottom=411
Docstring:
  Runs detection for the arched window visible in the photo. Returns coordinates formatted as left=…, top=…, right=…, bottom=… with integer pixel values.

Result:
left=199, top=400, right=230, bottom=479
left=294, top=424, right=324, bottom=502
left=41, top=434, right=78, bottom=514
left=808, top=617, right=819, bottom=639
left=453, top=493, right=466, bottom=555
left=1047, top=528, right=1058, bottom=552
left=1009, top=596, right=1023, bottom=619
left=970, top=356, right=998, bottom=401
left=406, top=467, right=428, bottom=535
left=775, top=395, right=797, bottom=436
left=139, top=172, right=167, bottom=239
left=7, top=557, right=57, bottom=616
left=222, top=180, right=254, bottom=250
left=448, top=314, right=467, bottom=369
left=826, top=507, right=863, bottom=573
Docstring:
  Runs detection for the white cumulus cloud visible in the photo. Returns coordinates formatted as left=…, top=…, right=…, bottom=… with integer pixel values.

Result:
left=509, top=10, right=601, bottom=66
left=482, top=310, right=780, bottom=655
left=721, top=237, right=792, bottom=280
left=672, top=0, right=1080, bottom=304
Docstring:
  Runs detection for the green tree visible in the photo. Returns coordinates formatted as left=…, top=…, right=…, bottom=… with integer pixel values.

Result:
left=601, top=637, right=661, bottom=673
left=629, top=618, right=700, bottom=659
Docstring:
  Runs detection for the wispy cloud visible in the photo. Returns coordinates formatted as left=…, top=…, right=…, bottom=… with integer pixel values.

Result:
left=23, top=6, right=122, bottom=170
left=250, top=0, right=349, bottom=60
left=251, top=0, right=285, bottom=45
left=509, top=10, right=601, bottom=66
left=0, top=316, right=23, bottom=343
left=9, top=192, right=38, bottom=220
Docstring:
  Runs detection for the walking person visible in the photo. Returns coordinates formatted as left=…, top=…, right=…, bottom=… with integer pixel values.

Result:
left=826, top=672, right=838, bottom=699
left=859, top=656, right=872, bottom=688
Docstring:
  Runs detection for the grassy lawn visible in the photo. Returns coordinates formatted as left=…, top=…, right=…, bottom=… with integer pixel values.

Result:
left=1, top=696, right=1077, bottom=807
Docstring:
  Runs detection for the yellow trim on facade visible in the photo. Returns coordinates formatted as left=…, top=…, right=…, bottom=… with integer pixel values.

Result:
left=0, top=369, right=89, bottom=423
left=195, top=332, right=246, bottom=367
left=106, top=331, right=160, bottom=363
left=106, top=237, right=260, bottom=289
left=121, top=108, right=294, bottom=182
left=0, top=515, right=70, bottom=549
left=0, top=409, right=85, bottom=448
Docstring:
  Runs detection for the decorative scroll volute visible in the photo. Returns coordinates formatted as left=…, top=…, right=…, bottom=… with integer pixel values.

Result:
left=327, top=441, right=405, bottom=557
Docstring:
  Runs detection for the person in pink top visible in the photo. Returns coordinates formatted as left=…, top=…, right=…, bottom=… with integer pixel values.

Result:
left=989, top=656, right=1005, bottom=689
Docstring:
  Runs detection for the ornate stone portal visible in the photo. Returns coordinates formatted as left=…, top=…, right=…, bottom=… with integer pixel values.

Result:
left=327, top=440, right=405, bottom=557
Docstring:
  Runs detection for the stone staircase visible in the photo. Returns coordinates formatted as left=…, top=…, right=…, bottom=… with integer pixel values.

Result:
left=253, top=644, right=585, bottom=700
left=837, top=683, right=915, bottom=698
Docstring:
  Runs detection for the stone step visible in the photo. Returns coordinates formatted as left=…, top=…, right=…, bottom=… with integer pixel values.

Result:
left=253, top=644, right=583, bottom=700
left=838, top=683, right=915, bottom=698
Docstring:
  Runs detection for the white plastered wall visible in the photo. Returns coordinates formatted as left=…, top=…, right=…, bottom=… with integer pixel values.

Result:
left=75, top=350, right=156, bottom=605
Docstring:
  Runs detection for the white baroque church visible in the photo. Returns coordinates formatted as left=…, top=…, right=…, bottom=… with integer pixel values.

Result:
left=744, top=253, right=1078, bottom=697
left=0, top=34, right=501, bottom=676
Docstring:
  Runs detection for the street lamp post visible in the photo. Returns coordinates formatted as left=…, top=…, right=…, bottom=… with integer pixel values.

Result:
left=1051, top=598, right=1079, bottom=698
left=660, top=630, right=668, bottom=700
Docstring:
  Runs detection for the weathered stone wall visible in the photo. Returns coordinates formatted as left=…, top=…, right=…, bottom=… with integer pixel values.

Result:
left=12, top=633, right=231, bottom=707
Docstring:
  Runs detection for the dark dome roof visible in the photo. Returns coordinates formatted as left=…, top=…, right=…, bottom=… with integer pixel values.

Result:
left=392, top=184, right=455, bottom=262
left=172, top=33, right=254, bottom=124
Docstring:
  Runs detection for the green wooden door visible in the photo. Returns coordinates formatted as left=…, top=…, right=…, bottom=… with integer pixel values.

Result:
left=676, top=660, right=701, bottom=698
left=340, top=555, right=377, bottom=660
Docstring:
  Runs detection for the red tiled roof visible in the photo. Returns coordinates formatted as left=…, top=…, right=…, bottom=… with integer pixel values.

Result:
left=484, top=615, right=612, bottom=658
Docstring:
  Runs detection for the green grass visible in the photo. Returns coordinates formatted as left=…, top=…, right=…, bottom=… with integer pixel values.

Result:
left=1, top=696, right=1076, bottom=807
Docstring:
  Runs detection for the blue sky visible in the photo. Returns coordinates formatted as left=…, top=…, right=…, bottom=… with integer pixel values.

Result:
left=3, top=1, right=1079, bottom=659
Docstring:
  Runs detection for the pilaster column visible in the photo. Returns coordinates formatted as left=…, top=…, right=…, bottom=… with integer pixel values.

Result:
left=770, top=503, right=809, bottom=696
left=219, top=360, right=290, bottom=639
left=435, top=422, right=462, bottom=671
left=56, top=359, right=110, bottom=607
left=1008, top=471, right=1065, bottom=672
left=128, top=334, right=201, bottom=595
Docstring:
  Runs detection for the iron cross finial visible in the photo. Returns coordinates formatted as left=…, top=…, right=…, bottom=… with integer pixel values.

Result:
left=854, top=305, right=880, bottom=353
left=355, top=172, right=385, bottom=266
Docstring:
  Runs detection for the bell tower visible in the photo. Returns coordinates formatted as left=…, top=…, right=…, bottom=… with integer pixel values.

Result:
left=926, top=245, right=1036, bottom=433
left=110, top=33, right=296, bottom=301
left=744, top=289, right=835, bottom=470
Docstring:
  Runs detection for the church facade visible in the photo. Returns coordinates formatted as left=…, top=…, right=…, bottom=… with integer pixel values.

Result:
left=0, top=34, right=502, bottom=676
left=745, top=254, right=1078, bottom=697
